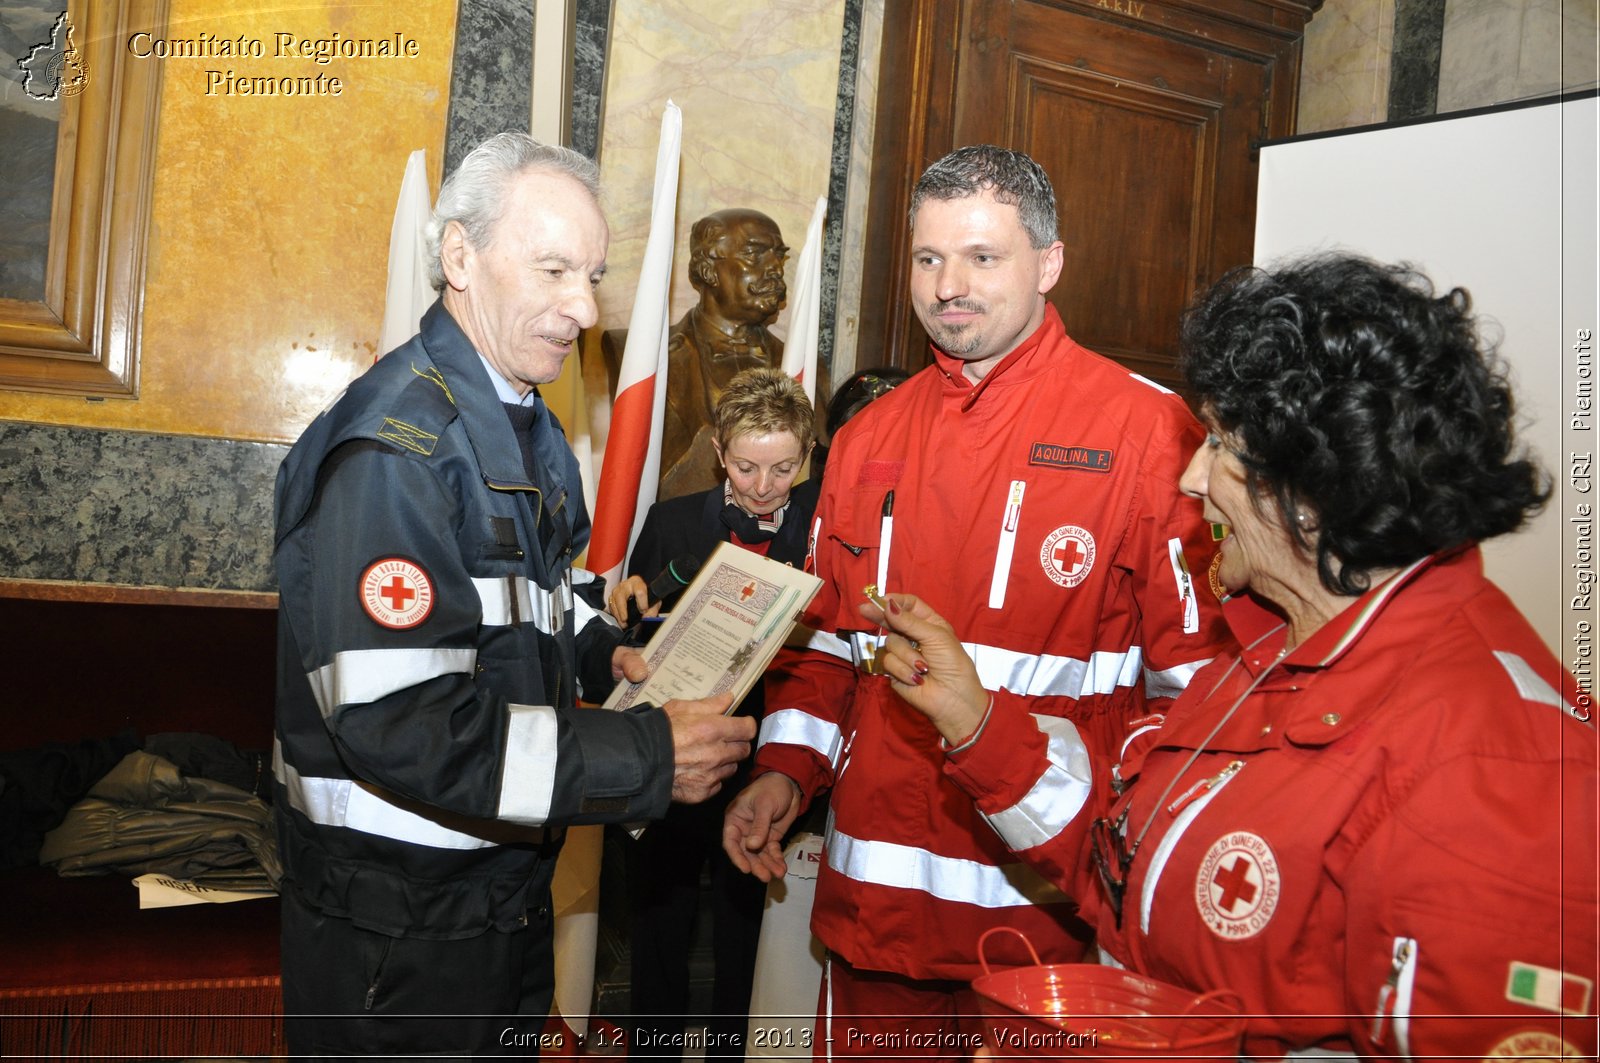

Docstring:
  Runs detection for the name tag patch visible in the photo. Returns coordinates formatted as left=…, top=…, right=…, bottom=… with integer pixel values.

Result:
left=1029, top=442, right=1113, bottom=473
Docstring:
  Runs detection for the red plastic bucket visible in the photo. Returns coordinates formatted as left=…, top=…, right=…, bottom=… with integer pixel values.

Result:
left=971, top=928, right=1245, bottom=1059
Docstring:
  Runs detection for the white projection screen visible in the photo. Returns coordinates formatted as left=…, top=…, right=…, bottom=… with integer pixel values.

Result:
left=1254, top=94, right=1598, bottom=675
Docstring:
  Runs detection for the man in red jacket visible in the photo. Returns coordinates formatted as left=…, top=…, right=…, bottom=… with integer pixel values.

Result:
left=722, top=145, right=1234, bottom=1057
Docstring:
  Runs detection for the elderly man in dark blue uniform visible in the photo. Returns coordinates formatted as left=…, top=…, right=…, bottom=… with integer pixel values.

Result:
left=272, top=132, right=755, bottom=1060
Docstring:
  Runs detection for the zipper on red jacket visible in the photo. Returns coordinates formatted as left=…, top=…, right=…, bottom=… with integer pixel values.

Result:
left=1371, top=935, right=1417, bottom=1058
left=1166, top=759, right=1243, bottom=816
left=1137, top=760, right=1245, bottom=936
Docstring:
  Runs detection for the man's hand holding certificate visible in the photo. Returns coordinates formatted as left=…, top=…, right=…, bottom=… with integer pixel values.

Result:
left=604, top=542, right=823, bottom=715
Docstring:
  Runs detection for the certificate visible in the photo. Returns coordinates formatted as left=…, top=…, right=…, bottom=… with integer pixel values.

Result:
left=604, top=541, right=822, bottom=713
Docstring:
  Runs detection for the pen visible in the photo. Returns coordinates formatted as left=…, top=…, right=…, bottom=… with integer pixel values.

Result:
left=988, top=480, right=1026, bottom=609
left=877, top=490, right=894, bottom=592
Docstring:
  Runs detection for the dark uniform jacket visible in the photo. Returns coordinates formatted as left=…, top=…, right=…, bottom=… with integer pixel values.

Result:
left=272, top=300, right=674, bottom=939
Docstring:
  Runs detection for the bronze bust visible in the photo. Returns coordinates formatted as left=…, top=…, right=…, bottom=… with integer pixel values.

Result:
left=659, top=208, right=788, bottom=498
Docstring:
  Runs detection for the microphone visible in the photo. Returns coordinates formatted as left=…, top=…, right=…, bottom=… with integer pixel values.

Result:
left=625, top=555, right=702, bottom=628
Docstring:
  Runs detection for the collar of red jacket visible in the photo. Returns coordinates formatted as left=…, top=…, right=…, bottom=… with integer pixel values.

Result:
left=930, top=303, right=1065, bottom=411
left=1234, top=544, right=1480, bottom=677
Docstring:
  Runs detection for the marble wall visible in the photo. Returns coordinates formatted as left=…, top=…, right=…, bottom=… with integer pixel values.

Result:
left=443, top=0, right=533, bottom=174
left=1388, top=0, right=1445, bottom=120
left=0, top=423, right=284, bottom=592
left=1299, top=0, right=1598, bottom=133
left=571, top=0, right=612, bottom=159
left=1438, top=0, right=1599, bottom=112
left=591, top=0, right=849, bottom=342
left=828, top=0, right=883, bottom=392
left=1298, top=0, right=1396, bottom=133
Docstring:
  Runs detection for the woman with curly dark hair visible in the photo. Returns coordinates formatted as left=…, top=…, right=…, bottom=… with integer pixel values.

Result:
left=862, top=254, right=1597, bottom=1058
left=1182, top=254, right=1548, bottom=599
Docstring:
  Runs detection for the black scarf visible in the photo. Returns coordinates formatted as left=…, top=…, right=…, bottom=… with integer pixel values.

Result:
left=719, top=481, right=788, bottom=544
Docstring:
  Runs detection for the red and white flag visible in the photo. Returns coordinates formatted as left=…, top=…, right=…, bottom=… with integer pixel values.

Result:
left=378, top=149, right=435, bottom=359
left=780, top=194, right=828, bottom=403
left=588, top=102, right=682, bottom=590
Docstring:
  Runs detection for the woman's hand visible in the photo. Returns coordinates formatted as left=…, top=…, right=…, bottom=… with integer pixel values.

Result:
left=607, top=575, right=658, bottom=624
left=859, top=592, right=990, bottom=746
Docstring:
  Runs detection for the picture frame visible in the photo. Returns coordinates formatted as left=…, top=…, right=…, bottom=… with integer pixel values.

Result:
left=0, top=0, right=168, bottom=397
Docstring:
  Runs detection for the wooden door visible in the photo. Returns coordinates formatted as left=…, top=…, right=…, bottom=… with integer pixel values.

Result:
left=858, top=0, right=1317, bottom=390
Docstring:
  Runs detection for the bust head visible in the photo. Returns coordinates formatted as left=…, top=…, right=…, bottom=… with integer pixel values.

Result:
left=688, top=209, right=789, bottom=327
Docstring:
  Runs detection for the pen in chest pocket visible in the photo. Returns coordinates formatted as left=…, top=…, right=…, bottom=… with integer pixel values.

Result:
left=876, top=490, right=894, bottom=591
left=988, top=480, right=1026, bottom=609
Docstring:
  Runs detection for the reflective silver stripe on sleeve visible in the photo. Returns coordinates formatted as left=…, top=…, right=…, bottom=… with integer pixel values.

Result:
left=759, top=708, right=844, bottom=768
left=964, top=642, right=1143, bottom=699
left=307, top=647, right=477, bottom=719
left=826, top=826, right=1069, bottom=907
left=796, top=626, right=853, bottom=660
left=1495, top=650, right=1586, bottom=720
left=557, top=573, right=573, bottom=632
left=497, top=702, right=559, bottom=824
left=472, top=577, right=567, bottom=634
left=570, top=571, right=608, bottom=631
left=980, top=714, right=1092, bottom=851
left=1144, top=657, right=1211, bottom=700
left=273, top=739, right=498, bottom=850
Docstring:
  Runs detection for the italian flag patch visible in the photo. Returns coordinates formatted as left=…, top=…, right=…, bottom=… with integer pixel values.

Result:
left=1505, top=961, right=1593, bottom=1015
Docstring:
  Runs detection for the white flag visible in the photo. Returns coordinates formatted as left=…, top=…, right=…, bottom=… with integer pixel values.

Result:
left=378, top=149, right=435, bottom=356
left=781, top=195, right=828, bottom=403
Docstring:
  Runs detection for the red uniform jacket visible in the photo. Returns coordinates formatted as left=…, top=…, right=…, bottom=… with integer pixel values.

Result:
left=958, top=546, right=1598, bottom=1058
left=754, top=306, right=1232, bottom=980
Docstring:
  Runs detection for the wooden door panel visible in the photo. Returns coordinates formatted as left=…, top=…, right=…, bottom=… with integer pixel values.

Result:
left=955, top=0, right=1272, bottom=388
left=861, top=0, right=1315, bottom=391
left=1015, top=64, right=1223, bottom=382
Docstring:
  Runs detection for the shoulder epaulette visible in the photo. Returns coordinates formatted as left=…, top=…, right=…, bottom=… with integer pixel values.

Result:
left=371, top=361, right=459, bottom=458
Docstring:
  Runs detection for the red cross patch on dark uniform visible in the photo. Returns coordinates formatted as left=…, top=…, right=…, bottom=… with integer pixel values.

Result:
left=360, top=557, right=436, bottom=629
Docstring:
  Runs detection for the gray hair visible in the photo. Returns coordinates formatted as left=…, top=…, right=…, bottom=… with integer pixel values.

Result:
left=909, top=145, right=1059, bottom=249
left=424, top=132, right=602, bottom=291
